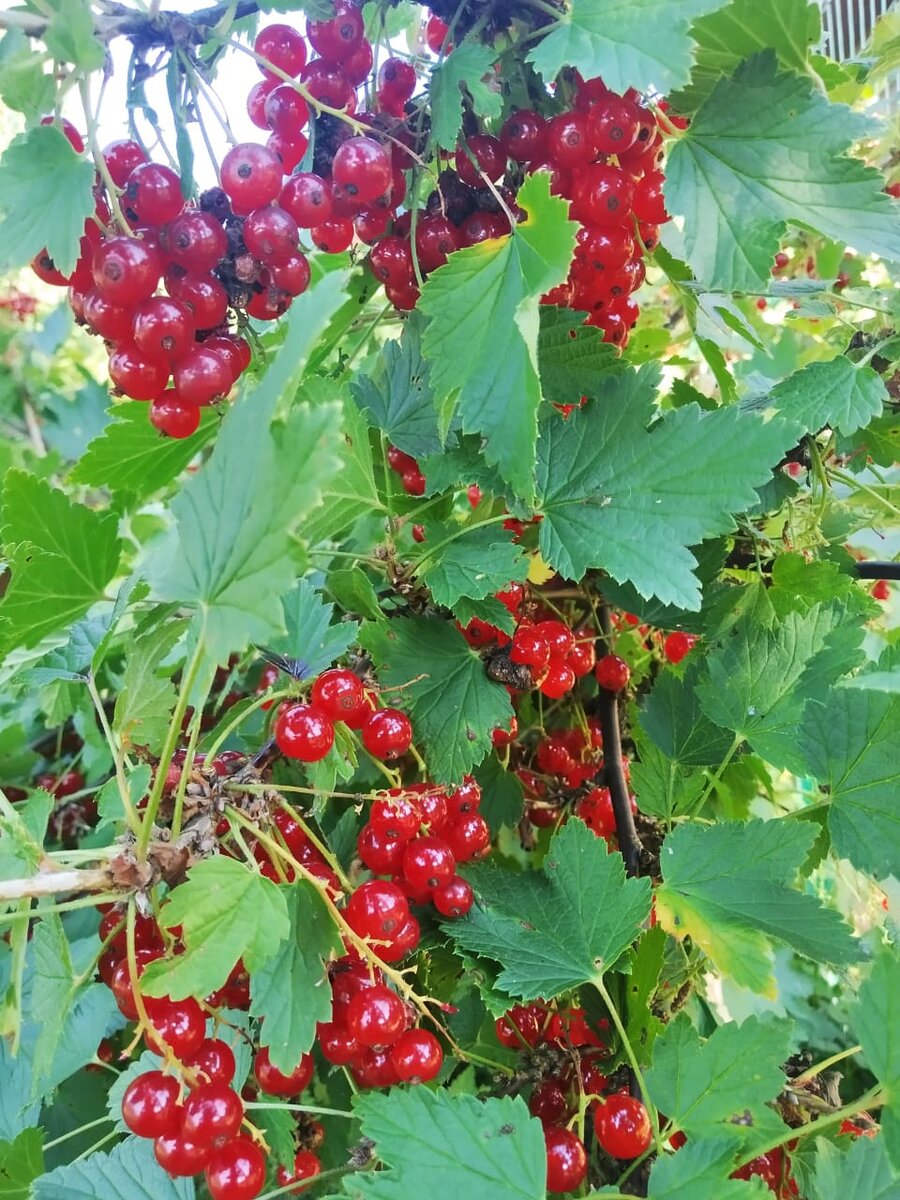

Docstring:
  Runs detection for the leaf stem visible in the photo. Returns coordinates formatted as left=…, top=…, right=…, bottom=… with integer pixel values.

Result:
left=826, top=467, right=900, bottom=518
left=696, top=733, right=743, bottom=810
left=413, top=512, right=514, bottom=572
left=42, top=1115, right=113, bottom=1151
left=597, top=601, right=643, bottom=877
left=592, top=974, right=664, bottom=1156
left=244, top=1101, right=354, bottom=1118
left=733, top=1086, right=884, bottom=1168
left=87, top=674, right=140, bottom=836
left=795, top=1043, right=862, bottom=1084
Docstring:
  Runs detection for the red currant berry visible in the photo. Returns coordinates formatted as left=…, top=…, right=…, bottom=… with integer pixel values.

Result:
left=274, top=703, right=335, bottom=762
left=108, top=343, right=169, bottom=401
left=311, top=218, right=355, bottom=254
left=220, top=143, right=283, bottom=209
left=369, top=236, right=413, bottom=287
left=333, top=136, right=393, bottom=204
left=307, top=1, right=364, bottom=61
left=317, top=1021, right=360, bottom=1065
left=595, top=654, right=630, bottom=692
left=264, top=85, right=310, bottom=139
left=183, top=1038, right=236, bottom=1086
left=357, top=822, right=407, bottom=874
left=150, top=391, right=201, bottom=440
left=165, top=210, right=227, bottom=273
left=529, top=1079, right=569, bottom=1127
left=575, top=787, right=616, bottom=839
left=181, top=1081, right=243, bottom=1145
left=154, top=1133, right=212, bottom=1176
left=432, top=875, right=474, bottom=918
left=346, top=984, right=407, bottom=1047
left=510, top=625, right=551, bottom=670
left=311, top=668, right=365, bottom=722
left=545, top=1127, right=588, bottom=1193
left=145, top=996, right=207, bottom=1059
left=121, top=1071, right=182, bottom=1139
left=663, top=631, right=698, bottom=664
left=254, top=1047, right=314, bottom=1096
left=270, top=252, right=311, bottom=296
left=125, top=162, right=185, bottom=226
left=546, top=111, right=596, bottom=168
left=172, top=346, right=233, bottom=406
left=414, top=214, right=458, bottom=272
left=455, top=133, right=506, bottom=187
left=500, top=109, right=547, bottom=161
left=535, top=620, right=575, bottom=660
left=444, top=813, right=490, bottom=863
left=103, top=139, right=147, bottom=187
left=132, top=296, right=195, bottom=364
left=277, top=1149, right=322, bottom=1193
left=390, top=1028, right=443, bottom=1083
left=243, top=204, right=300, bottom=266
left=377, top=57, right=416, bottom=106
left=280, top=172, right=333, bottom=227
left=247, top=79, right=277, bottom=129
left=345, top=879, right=410, bottom=940
left=255, top=24, right=308, bottom=78
left=540, top=662, right=576, bottom=700
left=402, top=836, right=455, bottom=892
left=204, top=1136, right=267, bottom=1200
left=593, top=1093, right=652, bottom=1159
left=361, top=708, right=412, bottom=760
left=299, top=59, right=354, bottom=110
left=92, top=235, right=161, bottom=306
left=165, top=271, right=228, bottom=329
left=588, top=96, right=641, bottom=156
left=82, top=289, right=134, bottom=341
left=572, top=164, right=635, bottom=228
left=425, top=13, right=450, bottom=53
left=495, top=1005, right=542, bottom=1049
left=343, top=38, right=374, bottom=86
left=567, top=639, right=596, bottom=677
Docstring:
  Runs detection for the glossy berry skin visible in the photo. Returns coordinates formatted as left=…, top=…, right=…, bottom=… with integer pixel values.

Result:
left=370, top=792, right=420, bottom=840
left=588, top=96, right=641, bottom=155
left=82, top=289, right=133, bottom=341
left=150, top=391, right=201, bottom=440
left=358, top=822, right=406, bottom=874
left=243, top=204, right=299, bottom=265
left=576, top=787, right=617, bottom=840
left=495, top=1005, right=542, bottom=1050
left=432, top=875, right=474, bottom=917
left=595, top=654, right=630, bottom=692
left=154, top=1133, right=212, bottom=1176
left=311, top=668, right=365, bottom=722
left=165, top=210, right=227, bottom=272
left=333, top=137, right=393, bottom=204
left=220, top=143, right=283, bottom=210
left=539, top=662, right=576, bottom=699
left=274, top=703, right=335, bottom=762
left=403, top=836, right=455, bottom=891
left=500, top=109, right=547, bottom=162
left=277, top=1149, right=322, bottom=1192
left=181, top=1082, right=243, bottom=1145
left=121, top=1071, right=182, bottom=1139
left=663, top=631, right=698, bottom=664
left=145, top=996, right=207, bottom=1059
left=184, top=1039, right=236, bottom=1086
left=361, top=708, right=412, bottom=760
left=263, top=85, right=310, bottom=139
left=529, top=1079, right=569, bottom=1127
left=546, top=111, right=596, bottom=168
left=568, top=639, right=596, bottom=677
left=103, top=139, right=147, bottom=186
left=204, top=1136, right=267, bottom=1200
left=346, top=984, right=407, bottom=1047
left=311, top=218, right=354, bottom=254
left=173, top=346, right=232, bottom=406
left=414, top=214, right=458, bottom=272
left=125, top=163, right=184, bottom=226
left=92, top=236, right=161, bottom=306
left=378, top=57, right=416, bottom=106
left=132, top=296, right=195, bottom=364
left=594, top=1093, right=653, bottom=1159
left=307, top=1, right=364, bottom=61
left=573, top=164, right=635, bottom=227
left=255, top=24, right=308, bottom=78
left=254, top=1047, right=314, bottom=1096
left=108, top=343, right=169, bottom=401
left=165, top=271, right=228, bottom=329
left=455, top=133, right=506, bottom=187
left=425, top=13, right=450, bottom=53
left=299, top=59, right=354, bottom=110
left=317, top=1020, right=360, bottom=1065
left=270, top=252, right=311, bottom=296
left=369, top=236, right=413, bottom=287
left=545, top=1127, right=588, bottom=1193
left=346, top=879, right=410, bottom=940
left=510, top=626, right=551, bottom=670
left=445, top=813, right=490, bottom=863
left=280, top=172, right=333, bottom=227
left=390, top=1028, right=443, bottom=1083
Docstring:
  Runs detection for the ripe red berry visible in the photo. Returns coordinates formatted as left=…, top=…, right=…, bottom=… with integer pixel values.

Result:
left=121, top=1071, right=182, bottom=1139
left=593, top=1093, right=652, bottom=1159
left=403, top=836, right=456, bottom=892
left=145, top=996, right=207, bottom=1059
left=539, top=661, right=576, bottom=699
left=307, top=1, right=364, bottom=61
left=545, top=1127, right=588, bottom=1193
left=333, top=137, right=393, bottom=204
left=165, top=271, right=229, bottom=329
left=529, top=1079, right=569, bottom=1126
left=172, top=346, right=233, bottom=406
left=103, top=139, right=147, bottom=186
left=204, top=1136, right=267, bottom=1200
left=125, top=162, right=184, bottom=226
left=92, top=235, right=161, bottom=306
left=311, top=217, right=354, bottom=254
left=264, top=85, right=310, bottom=139
left=390, top=1028, right=443, bottom=1082
left=277, top=1149, right=322, bottom=1192
left=357, top=822, right=407, bottom=874
left=588, top=96, right=641, bottom=155
left=415, top=214, right=458, bottom=272
left=345, top=879, right=410, bottom=940
left=500, top=109, right=547, bottom=161
left=255, top=24, right=308, bottom=78
left=181, top=1082, right=243, bottom=1145
left=576, top=787, right=617, bottom=840
left=445, top=813, right=490, bottom=863
left=243, top=204, right=300, bottom=266
left=495, top=1005, right=542, bottom=1049
left=150, top=391, right=201, bottom=440
left=220, top=143, right=283, bottom=210
left=108, top=343, right=169, bottom=401
left=573, top=164, right=635, bottom=227
left=254, top=1047, right=314, bottom=1096
left=361, top=708, right=413, bottom=759
left=510, top=625, right=551, bottom=670
left=311, top=668, right=365, bottom=722
left=377, top=57, right=417, bottom=107
left=154, top=1133, right=212, bottom=1176
left=132, top=296, right=195, bottom=364
left=567, top=639, right=596, bottom=677
left=274, top=703, right=335, bottom=762
left=595, top=654, right=630, bottom=692
left=432, top=875, right=474, bottom=917
left=183, top=1038, right=236, bottom=1086
left=317, top=1020, right=360, bottom=1065
left=165, top=210, right=227, bottom=273
left=346, top=983, right=407, bottom=1047
left=546, top=111, right=596, bottom=168
left=455, top=133, right=506, bottom=187
left=663, top=630, right=698, bottom=664
left=299, top=59, right=354, bottom=110
left=425, top=13, right=450, bottom=54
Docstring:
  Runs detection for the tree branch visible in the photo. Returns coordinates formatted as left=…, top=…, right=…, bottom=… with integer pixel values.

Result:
left=0, top=0, right=264, bottom=47
left=596, top=601, right=644, bottom=879
left=854, top=560, right=900, bottom=581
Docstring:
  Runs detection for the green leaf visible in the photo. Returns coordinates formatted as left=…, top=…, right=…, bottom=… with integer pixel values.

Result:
left=474, top=754, right=524, bottom=834
left=528, top=0, right=730, bottom=96
left=630, top=738, right=706, bottom=821
left=656, top=818, right=862, bottom=997
left=253, top=1103, right=295, bottom=1171
left=335, top=1089, right=545, bottom=1200
left=146, top=278, right=347, bottom=668
left=70, top=405, right=218, bottom=502
left=0, top=1127, right=44, bottom=1199
left=0, top=30, right=56, bottom=117
left=622, top=926, right=667, bottom=1065
left=419, top=173, right=577, bottom=501
left=42, top=0, right=105, bottom=68
left=851, top=952, right=900, bottom=1171
left=29, top=917, right=78, bottom=1091
left=444, top=819, right=651, bottom=1000
left=453, top=594, right=516, bottom=637
left=671, top=0, right=820, bottom=110
left=417, top=524, right=528, bottom=609
left=535, top=367, right=789, bottom=608
left=639, top=663, right=737, bottom=767
left=250, top=880, right=342, bottom=1072
left=537, top=306, right=625, bottom=406
left=300, top=377, right=382, bottom=545
left=351, top=314, right=442, bottom=459
left=113, top=621, right=185, bottom=754
left=759, top=359, right=888, bottom=438
left=95, top=765, right=151, bottom=829
left=799, top=689, right=900, bottom=880
left=812, top=1133, right=900, bottom=1200
left=269, top=579, right=359, bottom=676
left=0, top=125, right=95, bottom=276
left=31, top=1137, right=194, bottom=1200
left=428, top=43, right=503, bottom=149
left=0, top=790, right=52, bottom=876
left=664, top=53, right=900, bottom=291
left=360, top=616, right=512, bottom=784
left=646, top=1013, right=791, bottom=1138
left=768, top=552, right=856, bottom=616
left=0, top=472, right=122, bottom=653
left=327, top=568, right=384, bottom=622
left=696, top=603, right=865, bottom=772
left=142, top=857, right=290, bottom=1000
left=645, top=1135, right=770, bottom=1199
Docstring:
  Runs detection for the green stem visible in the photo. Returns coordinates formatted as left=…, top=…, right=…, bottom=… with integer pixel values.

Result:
left=137, top=625, right=208, bottom=860
left=592, top=974, right=664, bottom=1155
left=42, top=1115, right=113, bottom=1151
left=696, top=734, right=743, bottom=810
left=203, top=687, right=294, bottom=762
left=0, top=892, right=121, bottom=924
left=256, top=1162, right=366, bottom=1200
left=87, top=675, right=140, bottom=836
left=244, top=1101, right=354, bottom=1119
left=734, top=1086, right=884, bottom=1169
left=72, top=1129, right=119, bottom=1162
left=170, top=699, right=203, bottom=841
left=795, top=1044, right=861, bottom=1083
left=413, top=512, right=513, bottom=571
left=826, top=468, right=900, bottom=519
left=78, top=78, right=133, bottom=236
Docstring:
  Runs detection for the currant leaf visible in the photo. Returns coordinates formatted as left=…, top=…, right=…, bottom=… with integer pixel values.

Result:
left=747, top=357, right=889, bottom=438
left=428, top=43, right=503, bottom=150
left=0, top=472, right=122, bottom=653
left=0, top=29, right=57, bottom=117
left=664, top=53, right=900, bottom=290
left=419, top=173, right=577, bottom=502
left=812, top=1131, right=900, bottom=1200
left=656, top=818, right=862, bottom=996
left=112, top=620, right=185, bottom=755
left=0, top=125, right=95, bottom=276
left=268, top=579, right=359, bottom=679
left=645, top=1135, right=770, bottom=1199
left=336, top=1090, right=545, bottom=1200
left=416, top=524, right=528, bottom=609
left=528, top=0, right=730, bottom=96
left=799, top=689, right=900, bottom=881
left=250, top=881, right=342, bottom=1072
left=537, top=305, right=625, bottom=406
left=31, top=1137, right=192, bottom=1200
left=850, top=952, right=900, bottom=1171
left=360, top=616, right=512, bottom=784
left=445, top=818, right=651, bottom=1000
left=141, top=857, right=291, bottom=1000
left=41, top=0, right=105, bottom=69
left=71, top=404, right=218, bottom=502
left=535, top=366, right=789, bottom=608
left=0, top=1126, right=44, bottom=1198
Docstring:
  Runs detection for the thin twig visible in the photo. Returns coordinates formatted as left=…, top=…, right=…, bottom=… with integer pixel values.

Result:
left=596, top=601, right=643, bottom=878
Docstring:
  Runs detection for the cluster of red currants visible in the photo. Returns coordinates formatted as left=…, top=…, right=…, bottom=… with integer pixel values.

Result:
left=272, top=666, right=412, bottom=763
left=318, top=946, right=443, bottom=1089
left=355, top=778, right=485, bottom=918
